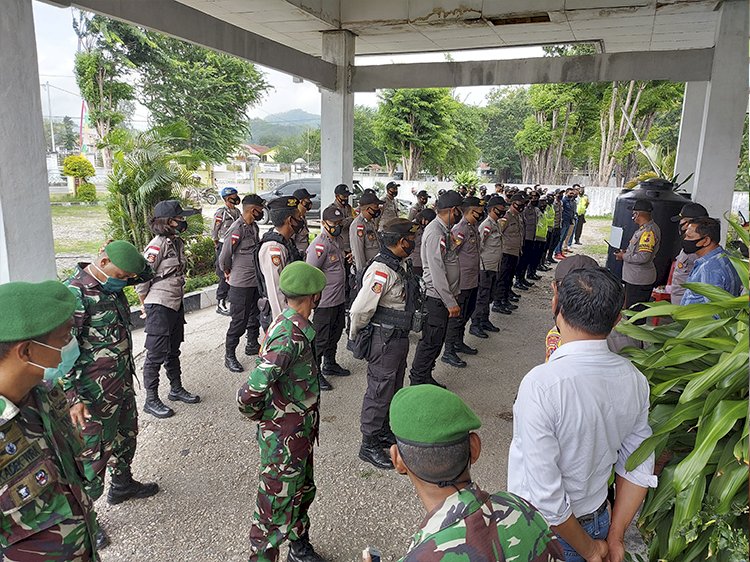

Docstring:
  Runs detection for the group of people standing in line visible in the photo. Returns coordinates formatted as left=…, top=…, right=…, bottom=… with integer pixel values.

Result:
left=0, top=176, right=742, bottom=562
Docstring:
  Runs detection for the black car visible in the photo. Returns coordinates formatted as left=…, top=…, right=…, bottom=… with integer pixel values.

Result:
left=256, top=178, right=365, bottom=224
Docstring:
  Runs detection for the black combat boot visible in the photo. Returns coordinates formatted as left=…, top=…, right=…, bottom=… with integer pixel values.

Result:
left=318, top=373, right=333, bottom=391
left=224, top=349, right=243, bottom=373
left=168, top=383, right=200, bottom=404
left=358, top=435, right=394, bottom=470
left=491, top=302, right=512, bottom=315
left=377, top=427, right=397, bottom=448
left=216, top=299, right=231, bottom=316
left=510, top=290, right=521, bottom=299
left=107, top=470, right=160, bottom=505
left=454, top=341, right=478, bottom=355
left=321, top=357, right=350, bottom=377
left=245, top=340, right=260, bottom=356
left=468, top=324, right=488, bottom=339
left=287, top=532, right=327, bottom=562
left=441, top=346, right=467, bottom=368
left=143, top=392, right=174, bottom=419
left=481, top=321, right=500, bottom=332
left=95, top=524, right=109, bottom=550
left=513, top=280, right=529, bottom=290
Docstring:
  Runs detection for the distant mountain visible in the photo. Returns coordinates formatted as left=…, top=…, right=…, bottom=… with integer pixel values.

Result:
left=248, top=109, right=320, bottom=148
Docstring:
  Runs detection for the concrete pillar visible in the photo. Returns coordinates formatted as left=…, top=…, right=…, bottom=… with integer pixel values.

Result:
left=673, top=81, right=708, bottom=193
left=320, top=30, right=355, bottom=211
left=0, top=0, right=56, bottom=283
left=691, top=0, right=749, bottom=224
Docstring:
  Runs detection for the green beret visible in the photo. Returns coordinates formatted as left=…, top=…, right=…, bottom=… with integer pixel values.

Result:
left=390, top=385, right=481, bottom=445
left=0, top=281, right=76, bottom=342
left=279, top=262, right=327, bottom=297
left=105, top=240, right=147, bottom=274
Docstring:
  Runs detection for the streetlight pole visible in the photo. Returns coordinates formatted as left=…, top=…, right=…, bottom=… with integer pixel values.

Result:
left=43, top=81, right=56, bottom=153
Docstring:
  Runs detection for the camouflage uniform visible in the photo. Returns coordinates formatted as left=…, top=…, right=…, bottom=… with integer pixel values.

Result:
left=237, top=308, right=320, bottom=562
left=63, top=264, right=143, bottom=499
left=0, top=386, right=98, bottom=561
left=401, top=483, right=563, bottom=561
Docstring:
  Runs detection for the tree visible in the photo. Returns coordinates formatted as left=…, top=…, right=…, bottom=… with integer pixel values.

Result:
left=62, top=154, right=95, bottom=196
left=353, top=105, right=385, bottom=169
left=59, top=116, right=79, bottom=151
left=426, top=99, right=484, bottom=180
left=479, top=87, right=532, bottom=182
left=274, top=128, right=321, bottom=165
left=375, top=88, right=456, bottom=180
left=72, top=12, right=150, bottom=170
left=137, top=34, right=269, bottom=165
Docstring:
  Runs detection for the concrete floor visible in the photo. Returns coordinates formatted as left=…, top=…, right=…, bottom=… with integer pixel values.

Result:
left=96, top=269, right=557, bottom=561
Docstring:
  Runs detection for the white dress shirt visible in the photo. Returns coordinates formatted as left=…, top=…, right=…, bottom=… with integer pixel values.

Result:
left=507, top=339, right=657, bottom=526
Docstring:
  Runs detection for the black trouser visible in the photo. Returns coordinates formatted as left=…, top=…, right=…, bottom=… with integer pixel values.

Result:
left=527, top=240, right=546, bottom=276
left=472, top=271, right=497, bottom=326
left=143, top=304, right=185, bottom=394
left=360, top=327, right=408, bottom=437
left=574, top=214, right=586, bottom=243
left=215, top=243, right=230, bottom=302
left=624, top=282, right=654, bottom=309
left=497, top=253, right=519, bottom=303
left=225, top=285, right=260, bottom=352
left=312, top=303, right=346, bottom=362
left=445, top=287, right=478, bottom=346
left=547, top=228, right=562, bottom=260
left=516, top=240, right=535, bottom=282
left=410, top=296, right=449, bottom=384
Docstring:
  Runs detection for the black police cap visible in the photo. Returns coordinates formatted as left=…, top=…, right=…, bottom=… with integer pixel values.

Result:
left=416, top=190, right=431, bottom=198
left=359, top=192, right=384, bottom=206
left=334, top=184, right=351, bottom=196
left=486, top=195, right=506, bottom=208
left=461, top=196, right=483, bottom=208
left=153, top=200, right=200, bottom=218
left=322, top=206, right=344, bottom=222
left=242, top=194, right=265, bottom=207
left=436, top=190, right=463, bottom=209
left=417, top=208, right=437, bottom=222
left=383, top=218, right=419, bottom=236
left=292, top=188, right=316, bottom=200
left=671, top=202, right=708, bottom=222
left=268, top=196, right=300, bottom=210
left=633, top=200, right=653, bottom=212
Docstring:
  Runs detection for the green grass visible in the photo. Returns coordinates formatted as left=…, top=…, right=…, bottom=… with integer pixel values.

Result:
left=50, top=205, right=107, bottom=218
left=54, top=239, right=103, bottom=255
left=586, top=243, right=608, bottom=255
left=586, top=214, right=614, bottom=221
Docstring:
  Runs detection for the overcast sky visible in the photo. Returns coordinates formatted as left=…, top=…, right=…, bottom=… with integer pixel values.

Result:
left=32, top=1, right=542, bottom=126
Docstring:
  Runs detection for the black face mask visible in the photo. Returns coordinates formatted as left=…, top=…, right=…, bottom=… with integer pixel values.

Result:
left=336, top=195, right=348, bottom=205
left=326, top=223, right=343, bottom=237
left=681, top=237, right=705, bottom=254
left=228, top=196, right=240, bottom=205
left=174, top=220, right=188, bottom=233
left=388, top=190, right=398, bottom=198
left=251, top=209, right=264, bottom=221
left=401, top=238, right=415, bottom=257
left=451, top=208, right=462, bottom=225
left=471, top=211, right=483, bottom=222
left=418, top=198, right=428, bottom=205
left=302, top=200, right=312, bottom=211
left=492, top=208, right=506, bottom=219
left=368, top=208, right=381, bottom=219
left=290, top=217, right=303, bottom=233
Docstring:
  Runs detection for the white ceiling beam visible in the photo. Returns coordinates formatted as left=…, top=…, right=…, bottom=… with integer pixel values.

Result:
left=45, top=0, right=337, bottom=90
left=351, top=48, right=713, bottom=91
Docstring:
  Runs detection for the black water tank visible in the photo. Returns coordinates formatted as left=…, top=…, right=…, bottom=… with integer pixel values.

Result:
left=606, top=178, right=690, bottom=285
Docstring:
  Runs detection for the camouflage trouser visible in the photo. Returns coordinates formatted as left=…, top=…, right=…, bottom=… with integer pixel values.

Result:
left=79, top=388, right=138, bottom=500
left=2, top=518, right=97, bottom=561
left=249, top=427, right=316, bottom=562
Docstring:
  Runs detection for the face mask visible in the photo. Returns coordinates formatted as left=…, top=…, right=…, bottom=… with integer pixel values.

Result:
left=228, top=197, right=240, bottom=205
left=28, top=338, right=80, bottom=383
left=388, top=190, right=398, bottom=198
left=401, top=238, right=416, bottom=256
left=681, top=237, right=705, bottom=254
left=451, top=209, right=462, bottom=224
left=92, top=263, right=128, bottom=293
left=290, top=217, right=303, bottom=233
left=418, top=198, right=427, bottom=205
left=471, top=211, right=483, bottom=222
left=368, top=208, right=381, bottom=219
left=336, top=196, right=348, bottom=205
left=302, top=201, right=312, bottom=211
left=252, top=209, right=264, bottom=221
left=326, top=224, right=343, bottom=237
left=175, top=220, right=188, bottom=233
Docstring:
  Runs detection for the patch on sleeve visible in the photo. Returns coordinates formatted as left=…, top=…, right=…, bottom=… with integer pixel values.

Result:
left=269, top=246, right=283, bottom=267
left=145, top=245, right=160, bottom=263
left=483, top=225, right=491, bottom=236
left=439, top=237, right=446, bottom=254
left=453, top=231, right=465, bottom=246
left=638, top=231, right=656, bottom=252
left=230, top=232, right=240, bottom=245
left=315, top=243, right=325, bottom=258
left=357, top=224, right=365, bottom=237
left=371, top=270, right=388, bottom=293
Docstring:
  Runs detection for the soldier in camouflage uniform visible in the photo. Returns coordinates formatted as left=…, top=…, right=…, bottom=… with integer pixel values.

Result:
left=0, top=280, right=100, bottom=561
left=237, top=261, right=328, bottom=562
left=384, top=385, right=563, bottom=562
left=63, top=241, right=160, bottom=549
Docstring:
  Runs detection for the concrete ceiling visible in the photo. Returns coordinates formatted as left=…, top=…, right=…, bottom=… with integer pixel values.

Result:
left=175, top=0, right=721, bottom=57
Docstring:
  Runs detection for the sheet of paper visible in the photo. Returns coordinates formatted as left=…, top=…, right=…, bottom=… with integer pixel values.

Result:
left=609, top=226, right=623, bottom=249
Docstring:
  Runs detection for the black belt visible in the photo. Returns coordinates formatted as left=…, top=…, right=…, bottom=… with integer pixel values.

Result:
left=576, top=500, right=608, bottom=526
left=370, top=323, right=409, bottom=339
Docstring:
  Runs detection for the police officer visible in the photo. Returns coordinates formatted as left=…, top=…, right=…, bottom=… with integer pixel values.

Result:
left=379, top=181, right=401, bottom=230
left=136, top=200, right=201, bottom=419
left=615, top=199, right=661, bottom=309
left=350, top=191, right=383, bottom=273
left=495, top=194, right=526, bottom=313
left=516, top=191, right=540, bottom=288
left=328, top=183, right=355, bottom=253
left=237, top=261, right=327, bottom=562
left=219, top=194, right=265, bottom=373
left=0, top=281, right=98, bottom=560
left=212, top=187, right=241, bottom=315
left=64, top=241, right=159, bottom=549
left=408, top=190, right=431, bottom=221
left=307, top=207, right=347, bottom=391
left=293, top=188, right=316, bottom=255
left=471, top=195, right=506, bottom=334
left=411, top=208, right=436, bottom=277
left=256, top=196, right=303, bottom=331
left=442, top=196, right=483, bottom=367
left=350, top=218, right=420, bottom=470
left=669, top=202, right=708, bottom=304
left=409, top=190, right=463, bottom=388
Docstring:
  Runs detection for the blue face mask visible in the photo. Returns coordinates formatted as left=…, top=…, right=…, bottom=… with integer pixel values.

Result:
left=92, top=264, right=128, bottom=293
left=28, top=339, right=80, bottom=384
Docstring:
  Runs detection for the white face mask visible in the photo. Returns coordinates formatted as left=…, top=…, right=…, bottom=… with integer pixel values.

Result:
left=27, top=339, right=80, bottom=383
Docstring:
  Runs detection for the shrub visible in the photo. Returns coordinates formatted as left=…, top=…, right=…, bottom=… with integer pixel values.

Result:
left=76, top=182, right=98, bottom=203
left=184, top=272, right=218, bottom=294
left=453, top=171, right=481, bottom=190
left=62, top=154, right=95, bottom=180
left=616, top=219, right=749, bottom=562
left=185, top=235, right=217, bottom=277
left=624, top=171, right=658, bottom=189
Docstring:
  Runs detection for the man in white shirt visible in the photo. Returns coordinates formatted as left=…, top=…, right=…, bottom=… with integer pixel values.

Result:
left=508, top=267, right=657, bottom=562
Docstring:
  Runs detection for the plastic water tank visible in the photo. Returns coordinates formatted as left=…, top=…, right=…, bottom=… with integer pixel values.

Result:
left=606, top=178, right=691, bottom=285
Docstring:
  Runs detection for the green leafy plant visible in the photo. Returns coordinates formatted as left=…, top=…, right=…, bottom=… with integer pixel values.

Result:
left=453, top=171, right=481, bottom=190
left=185, top=235, right=216, bottom=277
left=624, top=170, right=658, bottom=189
left=184, top=272, right=218, bottom=294
left=616, top=219, right=749, bottom=562
left=76, top=182, right=98, bottom=203
left=62, top=154, right=96, bottom=196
